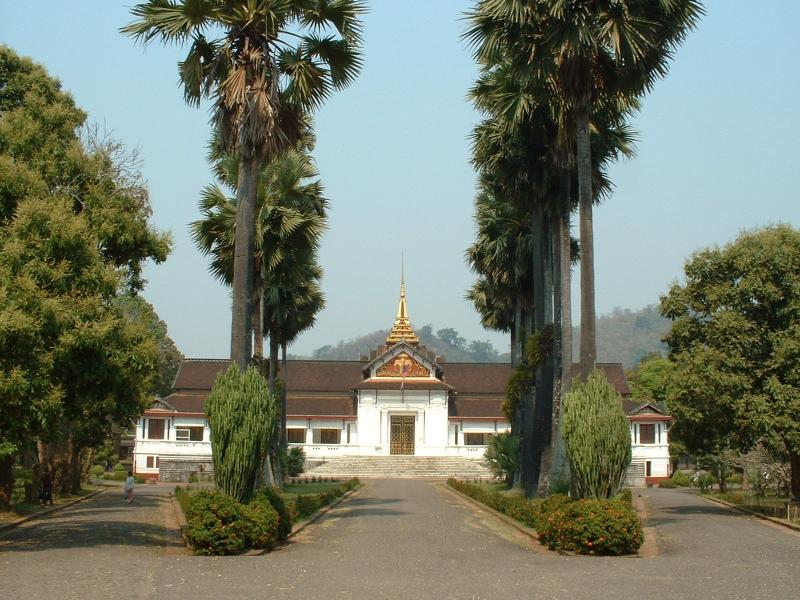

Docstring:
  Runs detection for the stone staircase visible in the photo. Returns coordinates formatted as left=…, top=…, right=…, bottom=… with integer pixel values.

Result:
left=303, top=455, right=496, bottom=480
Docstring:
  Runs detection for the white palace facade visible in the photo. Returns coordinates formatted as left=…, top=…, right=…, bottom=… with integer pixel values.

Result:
left=134, top=282, right=672, bottom=484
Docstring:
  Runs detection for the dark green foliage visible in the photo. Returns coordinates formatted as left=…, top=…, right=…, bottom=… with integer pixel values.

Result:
left=184, top=490, right=251, bottom=556
left=447, top=479, right=541, bottom=529
left=290, top=478, right=360, bottom=520
left=252, top=487, right=292, bottom=541
left=537, top=499, right=643, bottom=555
left=243, top=497, right=281, bottom=549
left=483, top=432, right=520, bottom=483
left=113, top=463, right=126, bottom=472
left=672, top=471, right=692, bottom=487
left=562, top=370, right=631, bottom=498
left=613, top=489, right=633, bottom=506
left=658, top=479, right=677, bottom=488
left=206, top=365, right=275, bottom=503
left=182, top=489, right=284, bottom=555
left=285, top=446, right=306, bottom=477
left=661, top=225, right=800, bottom=499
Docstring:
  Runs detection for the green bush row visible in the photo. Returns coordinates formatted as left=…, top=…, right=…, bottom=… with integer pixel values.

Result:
left=182, top=486, right=293, bottom=555
left=446, top=479, right=541, bottom=528
left=447, top=479, right=643, bottom=556
left=291, top=478, right=361, bottom=520
left=537, top=497, right=644, bottom=555
left=177, top=478, right=360, bottom=555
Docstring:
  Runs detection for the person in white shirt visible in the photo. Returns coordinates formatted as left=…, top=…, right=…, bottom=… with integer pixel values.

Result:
left=124, top=471, right=135, bottom=504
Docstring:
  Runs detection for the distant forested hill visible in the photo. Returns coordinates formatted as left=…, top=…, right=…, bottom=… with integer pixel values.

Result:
left=573, top=304, right=670, bottom=369
left=301, top=305, right=670, bottom=368
left=302, top=324, right=509, bottom=363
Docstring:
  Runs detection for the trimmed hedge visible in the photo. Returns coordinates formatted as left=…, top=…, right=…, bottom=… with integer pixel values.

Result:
left=253, top=487, right=293, bottom=541
left=447, top=478, right=541, bottom=529
left=538, top=498, right=643, bottom=555
left=179, top=479, right=361, bottom=555
left=291, top=478, right=361, bottom=520
left=448, top=479, right=643, bottom=556
left=184, top=490, right=253, bottom=555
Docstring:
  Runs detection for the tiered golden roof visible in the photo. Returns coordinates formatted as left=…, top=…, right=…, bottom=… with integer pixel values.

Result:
left=386, top=279, right=419, bottom=346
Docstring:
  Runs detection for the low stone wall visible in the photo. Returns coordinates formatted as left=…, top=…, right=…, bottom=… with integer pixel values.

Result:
left=159, top=457, right=214, bottom=483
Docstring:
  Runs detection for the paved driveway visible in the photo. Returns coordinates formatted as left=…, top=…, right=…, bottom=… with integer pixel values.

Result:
left=1, top=481, right=798, bottom=599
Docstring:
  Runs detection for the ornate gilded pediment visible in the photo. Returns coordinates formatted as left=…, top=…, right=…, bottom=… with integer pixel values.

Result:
left=376, top=352, right=430, bottom=378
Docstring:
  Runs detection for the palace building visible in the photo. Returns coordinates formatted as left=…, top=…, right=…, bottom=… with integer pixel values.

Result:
left=133, top=281, right=671, bottom=484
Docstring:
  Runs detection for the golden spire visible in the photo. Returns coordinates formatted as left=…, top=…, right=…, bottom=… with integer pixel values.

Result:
left=386, top=275, right=419, bottom=346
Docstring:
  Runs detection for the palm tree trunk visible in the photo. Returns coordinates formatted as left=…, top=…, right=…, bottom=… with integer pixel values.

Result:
left=253, top=292, right=264, bottom=359
left=281, top=342, right=288, bottom=452
left=538, top=207, right=562, bottom=496
left=268, top=335, right=282, bottom=486
left=230, top=156, right=259, bottom=369
left=523, top=204, right=547, bottom=498
left=576, top=108, right=596, bottom=379
left=561, top=206, right=573, bottom=382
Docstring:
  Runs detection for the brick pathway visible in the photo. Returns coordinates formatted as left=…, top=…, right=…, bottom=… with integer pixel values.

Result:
left=1, top=482, right=798, bottom=599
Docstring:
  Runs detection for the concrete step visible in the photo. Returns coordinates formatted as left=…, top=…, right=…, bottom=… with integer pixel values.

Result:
left=304, top=456, right=497, bottom=480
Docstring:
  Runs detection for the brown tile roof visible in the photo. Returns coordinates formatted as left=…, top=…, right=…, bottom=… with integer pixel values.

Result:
left=287, top=396, right=356, bottom=417
left=173, top=359, right=229, bottom=391
left=568, top=363, right=631, bottom=397
left=173, top=359, right=365, bottom=393
left=159, top=393, right=206, bottom=414
left=285, top=360, right=365, bottom=392
left=354, top=379, right=453, bottom=391
left=441, top=363, right=514, bottom=394
left=449, top=397, right=506, bottom=419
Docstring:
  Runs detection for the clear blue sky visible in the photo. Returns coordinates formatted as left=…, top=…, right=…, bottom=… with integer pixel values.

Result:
left=3, top=1, right=799, bottom=358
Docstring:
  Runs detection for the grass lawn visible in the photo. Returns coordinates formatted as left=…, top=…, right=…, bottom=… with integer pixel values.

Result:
left=0, top=484, right=104, bottom=524
left=708, top=491, right=800, bottom=525
left=470, top=481, right=526, bottom=497
left=281, top=481, right=351, bottom=500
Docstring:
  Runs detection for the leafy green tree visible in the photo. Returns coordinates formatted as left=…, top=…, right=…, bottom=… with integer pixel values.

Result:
left=0, top=198, right=159, bottom=499
left=661, top=225, right=800, bottom=500
left=626, top=352, right=675, bottom=405
left=0, top=47, right=170, bottom=289
left=124, top=0, right=365, bottom=368
left=0, top=48, right=170, bottom=501
left=114, top=295, right=184, bottom=398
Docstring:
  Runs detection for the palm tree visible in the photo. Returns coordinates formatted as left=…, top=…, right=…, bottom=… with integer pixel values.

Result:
left=466, top=0, right=702, bottom=378
left=191, top=145, right=327, bottom=380
left=124, top=0, right=364, bottom=368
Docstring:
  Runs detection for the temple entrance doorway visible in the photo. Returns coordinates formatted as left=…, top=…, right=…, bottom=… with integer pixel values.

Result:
left=390, top=416, right=415, bottom=455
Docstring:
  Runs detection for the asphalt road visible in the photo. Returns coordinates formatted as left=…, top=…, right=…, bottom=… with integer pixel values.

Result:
left=1, top=481, right=798, bottom=600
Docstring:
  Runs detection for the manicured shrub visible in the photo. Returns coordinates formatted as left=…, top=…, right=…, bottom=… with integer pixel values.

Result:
left=253, top=487, right=293, bottom=540
left=184, top=490, right=250, bottom=555
left=613, top=488, right=633, bottom=506
left=447, top=479, right=541, bottom=529
left=90, top=464, right=105, bottom=477
left=113, top=462, right=127, bottom=472
left=243, top=498, right=280, bottom=549
left=538, top=498, right=643, bottom=555
left=290, top=478, right=361, bottom=520
left=671, top=471, right=692, bottom=487
left=658, top=479, right=677, bottom=488
left=562, top=370, right=631, bottom=499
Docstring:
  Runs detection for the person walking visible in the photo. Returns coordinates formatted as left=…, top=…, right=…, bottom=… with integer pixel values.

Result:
left=124, top=470, right=135, bottom=504
left=39, top=468, right=54, bottom=507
